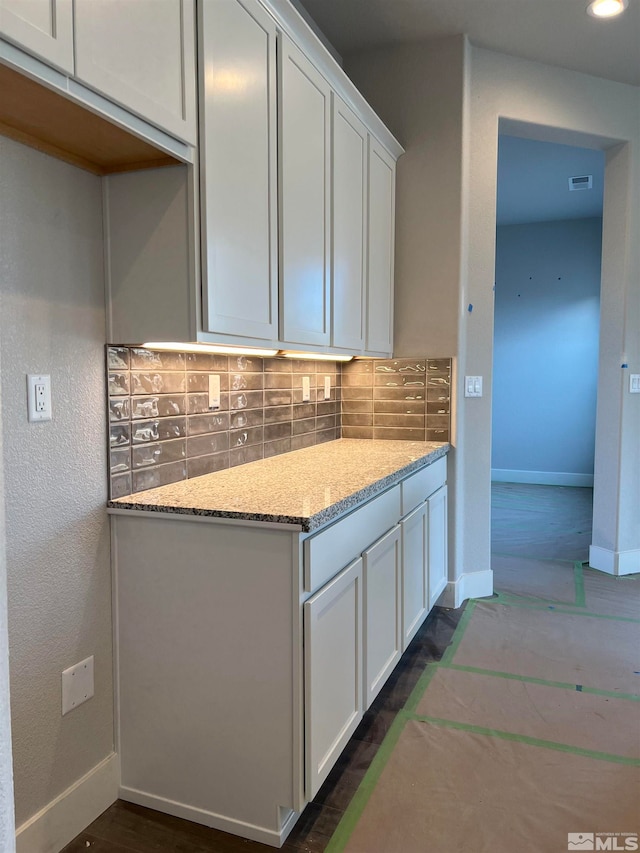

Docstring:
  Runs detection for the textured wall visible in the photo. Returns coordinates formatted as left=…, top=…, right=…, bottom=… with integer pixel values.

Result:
left=0, top=138, right=114, bottom=826
left=0, top=349, right=16, bottom=850
left=492, top=218, right=602, bottom=482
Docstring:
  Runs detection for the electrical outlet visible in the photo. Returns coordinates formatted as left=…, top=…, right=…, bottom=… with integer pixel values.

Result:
left=27, top=374, right=52, bottom=422
left=324, top=376, right=331, bottom=400
left=208, top=374, right=221, bottom=408
left=62, top=655, right=94, bottom=715
left=302, top=376, right=311, bottom=402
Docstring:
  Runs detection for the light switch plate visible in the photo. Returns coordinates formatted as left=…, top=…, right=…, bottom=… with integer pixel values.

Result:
left=630, top=374, right=640, bottom=394
left=464, top=376, right=483, bottom=397
left=324, top=376, right=331, bottom=400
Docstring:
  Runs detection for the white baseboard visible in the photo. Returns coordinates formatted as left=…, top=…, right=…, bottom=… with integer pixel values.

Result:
left=589, top=545, right=640, bottom=576
left=16, top=753, right=118, bottom=853
left=440, top=570, right=493, bottom=608
left=120, top=785, right=295, bottom=848
left=491, top=469, right=594, bottom=487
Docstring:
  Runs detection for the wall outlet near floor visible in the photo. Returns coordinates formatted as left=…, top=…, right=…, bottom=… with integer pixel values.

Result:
left=62, top=655, right=94, bottom=715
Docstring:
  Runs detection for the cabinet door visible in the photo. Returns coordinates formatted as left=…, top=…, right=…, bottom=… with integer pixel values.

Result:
left=428, top=485, right=448, bottom=609
left=366, top=137, right=396, bottom=355
left=401, top=502, right=428, bottom=651
left=280, top=35, right=331, bottom=347
left=304, top=557, right=363, bottom=800
left=332, top=95, right=366, bottom=352
left=74, top=0, right=196, bottom=144
left=363, top=525, right=401, bottom=708
left=199, top=0, right=278, bottom=342
left=0, top=0, right=73, bottom=72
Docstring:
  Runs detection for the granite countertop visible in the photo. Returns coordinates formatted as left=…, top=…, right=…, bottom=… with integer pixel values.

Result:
left=108, top=439, right=449, bottom=531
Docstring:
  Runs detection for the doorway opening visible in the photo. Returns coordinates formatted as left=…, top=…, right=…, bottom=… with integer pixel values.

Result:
left=491, top=134, right=605, bottom=598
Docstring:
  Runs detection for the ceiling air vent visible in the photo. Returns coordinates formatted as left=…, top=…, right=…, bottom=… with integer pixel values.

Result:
left=568, top=175, right=593, bottom=191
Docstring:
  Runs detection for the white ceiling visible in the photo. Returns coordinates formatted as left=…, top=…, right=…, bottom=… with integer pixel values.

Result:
left=294, top=0, right=640, bottom=86
left=497, top=136, right=604, bottom=226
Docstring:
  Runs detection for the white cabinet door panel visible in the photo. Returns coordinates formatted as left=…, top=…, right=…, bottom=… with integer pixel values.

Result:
left=74, top=0, right=196, bottom=144
left=200, top=0, right=278, bottom=341
left=401, top=502, right=429, bottom=651
left=0, top=0, right=73, bottom=72
left=280, top=35, right=331, bottom=347
left=304, top=557, right=363, bottom=799
left=363, top=525, right=401, bottom=708
left=428, top=485, right=448, bottom=609
left=332, top=95, right=366, bottom=352
left=367, top=138, right=395, bottom=355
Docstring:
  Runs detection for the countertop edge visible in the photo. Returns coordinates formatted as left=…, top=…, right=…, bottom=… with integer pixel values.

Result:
left=107, top=443, right=450, bottom=532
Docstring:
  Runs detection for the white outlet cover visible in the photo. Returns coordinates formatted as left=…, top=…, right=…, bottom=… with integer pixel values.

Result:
left=324, top=376, right=331, bottom=400
left=27, top=374, right=52, bottom=422
left=62, top=655, right=94, bottom=715
left=302, top=376, right=311, bottom=402
left=208, top=374, right=221, bottom=409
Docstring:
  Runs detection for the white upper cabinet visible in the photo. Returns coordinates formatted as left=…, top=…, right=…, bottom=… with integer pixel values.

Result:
left=366, top=138, right=396, bottom=355
left=332, top=95, right=367, bottom=353
left=199, top=0, right=278, bottom=342
left=74, top=0, right=197, bottom=145
left=0, top=0, right=73, bottom=72
left=279, top=34, right=331, bottom=347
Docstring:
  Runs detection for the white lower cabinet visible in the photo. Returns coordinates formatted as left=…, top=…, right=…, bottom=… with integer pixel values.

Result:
left=304, top=557, right=363, bottom=799
left=428, top=485, right=449, bottom=609
left=111, top=454, right=447, bottom=847
left=401, top=501, right=429, bottom=651
left=363, top=525, right=402, bottom=708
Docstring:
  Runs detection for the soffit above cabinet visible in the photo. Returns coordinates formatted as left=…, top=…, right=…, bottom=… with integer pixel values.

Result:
left=0, top=61, right=182, bottom=175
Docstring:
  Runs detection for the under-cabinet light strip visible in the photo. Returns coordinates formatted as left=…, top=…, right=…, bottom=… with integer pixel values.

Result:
left=141, top=342, right=354, bottom=362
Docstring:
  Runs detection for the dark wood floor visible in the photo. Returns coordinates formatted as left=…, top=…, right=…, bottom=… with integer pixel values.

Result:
left=61, top=605, right=463, bottom=853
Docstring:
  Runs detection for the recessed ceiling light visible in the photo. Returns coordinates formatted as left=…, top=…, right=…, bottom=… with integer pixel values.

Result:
left=587, top=0, right=628, bottom=18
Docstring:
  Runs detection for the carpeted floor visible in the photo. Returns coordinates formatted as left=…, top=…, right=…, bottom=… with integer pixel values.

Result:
left=326, top=483, right=640, bottom=853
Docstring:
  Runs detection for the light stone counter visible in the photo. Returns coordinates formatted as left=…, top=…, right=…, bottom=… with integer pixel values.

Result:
left=108, top=439, right=449, bottom=531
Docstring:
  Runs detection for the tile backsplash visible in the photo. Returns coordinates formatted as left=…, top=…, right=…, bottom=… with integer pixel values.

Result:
left=340, top=357, right=451, bottom=443
left=106, top=348, right=451, bottom=499
left=107, top=347, right=340, bottom=499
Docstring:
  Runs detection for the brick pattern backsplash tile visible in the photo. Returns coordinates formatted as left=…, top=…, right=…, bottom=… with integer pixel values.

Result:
left=106, top=347, right=341, bottom=499
left=106, top=349, right=452, bottom=499
left=340, top=357, right=451, bottom=443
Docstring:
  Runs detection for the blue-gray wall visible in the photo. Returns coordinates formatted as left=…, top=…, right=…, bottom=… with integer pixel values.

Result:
left=492, top=217, right=602, bottom=486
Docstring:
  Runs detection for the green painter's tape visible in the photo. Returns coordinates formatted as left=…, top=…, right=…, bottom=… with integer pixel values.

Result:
left=440, top=599, right=476, bottom=666
left=403, top=663, right=440, bottom=715
left=495, top=590, right=581, bottom=608
left=441, top=663, right=640, bottom=702
left=324, top=712, right=410, bottom=853
left=411, top=715, right=640, bottom=766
